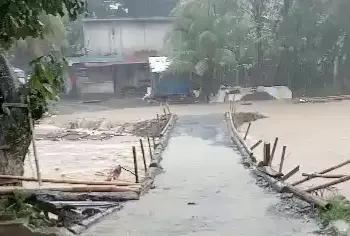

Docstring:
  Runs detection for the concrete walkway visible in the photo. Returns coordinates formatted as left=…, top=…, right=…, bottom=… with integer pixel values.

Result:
left=83, top=114, right=318, bottom=236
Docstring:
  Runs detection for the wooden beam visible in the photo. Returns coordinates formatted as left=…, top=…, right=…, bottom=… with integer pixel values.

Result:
left=302, top=173, right=346, bottom=179
left=0, top=174, right=138, bottom=186
left=281, top=166, right=300, bottom=181
left=2, top=103, right=28, bottom=108
left=305, top=175, right=350, bottom=193
left=292, top=158, right=350, bottom=186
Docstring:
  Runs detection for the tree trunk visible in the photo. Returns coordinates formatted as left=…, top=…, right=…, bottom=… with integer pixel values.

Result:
left=0, top=53, right=31, bottom=185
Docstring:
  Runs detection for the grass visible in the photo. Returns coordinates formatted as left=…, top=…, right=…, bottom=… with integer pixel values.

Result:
left=317, top=200, right=350, bottom=226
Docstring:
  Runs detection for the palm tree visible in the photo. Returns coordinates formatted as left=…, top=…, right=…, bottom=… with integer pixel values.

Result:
left=166, top=0, right=255, bottom=98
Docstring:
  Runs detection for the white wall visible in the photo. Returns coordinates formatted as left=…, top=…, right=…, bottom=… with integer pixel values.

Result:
left=84, top=20, right=171, bottom=56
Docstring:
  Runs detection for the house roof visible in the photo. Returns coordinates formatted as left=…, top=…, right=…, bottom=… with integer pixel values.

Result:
left=67, top=54, right=151, bottom=67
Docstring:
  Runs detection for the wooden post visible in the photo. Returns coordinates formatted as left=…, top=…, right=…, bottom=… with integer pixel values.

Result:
left=251, top=140, right=262, bottom=151
left=132, top=146, right=139, bottom=183
left=244, top=123, right=251, bottom=140
left=27, top=97, right=42, bottom=186
left=152, top=136, right=156, bottom=150
left=263, top=143, right=271, bottom=166
left=279, top=146, right=287, bottom=173
left=156, top=114, right=160, bottom=134
left=268, top=137, right=279, bottom=166
left=292, top=158, right=350, bottom=186
left=270, top=137, right=278, bottom=159
left=281, top=166, right=300, bottom=181
left=139, top=139, right=147, bottom=173
left=147, top=135, right=153, bottom=160
left=166, top=103, right=171, bottom=114
left=163, top=108, right=167, bottom=116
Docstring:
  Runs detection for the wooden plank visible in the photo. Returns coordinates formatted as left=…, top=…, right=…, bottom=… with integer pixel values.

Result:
left=0, top=186, right=140, bottom=195
left=48, top=201, right=118, bottom=208
left=0, top=145, right=10, bottom=150
left=0, top=174, right=137, bottom=187
left=36, top=191, right=140, bottom=202
left=2, top=103, right=27, bottom=108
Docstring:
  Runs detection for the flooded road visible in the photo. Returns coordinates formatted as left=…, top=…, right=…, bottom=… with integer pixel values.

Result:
left=83, top=114, right=318, bottom=236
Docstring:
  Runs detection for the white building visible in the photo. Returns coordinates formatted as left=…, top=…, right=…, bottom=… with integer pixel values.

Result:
left=83, top=17, right=173, bottom=56
left=68, top=17, right=173, bottom=99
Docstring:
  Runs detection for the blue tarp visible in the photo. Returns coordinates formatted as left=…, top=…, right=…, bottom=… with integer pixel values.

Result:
left=154, top=77, right=192, bottom=95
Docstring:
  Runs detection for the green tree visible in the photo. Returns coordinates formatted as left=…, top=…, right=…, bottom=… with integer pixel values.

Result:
left=11, top=13, right=69, bottom=69
left=0, top=0, right=85, bottom=182
left=167, top=0, right=249, bottom=98
left=168, top=0, right=350, bottom=96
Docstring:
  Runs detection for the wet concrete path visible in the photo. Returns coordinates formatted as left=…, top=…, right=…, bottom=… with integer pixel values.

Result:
left=83, top=114, right=319, bottom=236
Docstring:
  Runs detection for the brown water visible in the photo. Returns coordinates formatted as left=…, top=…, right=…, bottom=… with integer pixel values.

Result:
left=236, top=100, right=350, bottom=199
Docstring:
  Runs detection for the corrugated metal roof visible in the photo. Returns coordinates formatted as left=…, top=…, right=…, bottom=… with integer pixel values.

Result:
left=83, top=17, right=174, bottom=23
left=67, top=55, right=123, bottom=66
left=149, top=56, right=170, bottom=73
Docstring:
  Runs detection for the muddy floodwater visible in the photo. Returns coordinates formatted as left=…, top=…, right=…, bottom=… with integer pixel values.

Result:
left=237, top=100, right=350, bottom=199
left=83, top=114, right=318, bottom=236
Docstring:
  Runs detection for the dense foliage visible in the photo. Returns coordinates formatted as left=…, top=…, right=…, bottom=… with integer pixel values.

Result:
left=0, top=0, right=85, bottom=179
left=167, top=0, right=350, bottom=96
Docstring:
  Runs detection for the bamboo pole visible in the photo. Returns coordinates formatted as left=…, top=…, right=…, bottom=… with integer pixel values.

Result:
left=0, top=174, right=138, bottom=186
left=147, top=135, right=153, bottom=160
left=281, top=166, right=300, bottom=181
left=139, top=139, right=147, bottom=173
left=152, top=136, right=156, bottom=150
left=302, top=173, right=346, bottom=179
left=251, top=140, right=262, bottom=150
left=227, top=112, right=252, bottom=155
left=132, top=146, right=139, bottom=183
left=292, top=158, right=350, bottom=186
left=286, top=185, right=330, bottom=209
left=166, top=103, right=171, bottom=114
left=0, top=185, right=139, bottom=195
left=278, top=146, right=287, bottom=173
left=156, top=114, right=160, bottom=134
left=27, top=96, right=42, bottom=186
left=269, top=137, right=279, bottom=165
left=244, top=123, right=251, bottom=140
left=253, top=169, right=330, bottom=209
left=305, top=175, right=350, bottom=193
left=263, top=143, right=271, bottom=166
